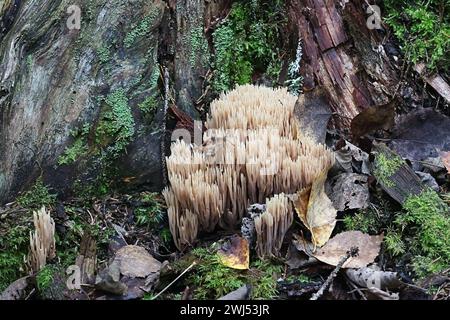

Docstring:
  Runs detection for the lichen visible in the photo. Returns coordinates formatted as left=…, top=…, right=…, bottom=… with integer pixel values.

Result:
left=124, top=7, right=161, bottom=48
left=188, top=26, right=210, bottom=67
left=96, top=89, right=135, bottom=158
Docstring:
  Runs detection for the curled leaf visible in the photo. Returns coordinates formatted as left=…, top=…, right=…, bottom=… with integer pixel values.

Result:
left=293, top=171, right=337, bottom=246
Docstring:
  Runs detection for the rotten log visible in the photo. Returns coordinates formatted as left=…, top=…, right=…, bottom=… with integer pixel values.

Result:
left=288, top=0, right=401, bottom=129
left=371, top=142, right=425, bottom=204
left=75, top=230, right=97, bottom=285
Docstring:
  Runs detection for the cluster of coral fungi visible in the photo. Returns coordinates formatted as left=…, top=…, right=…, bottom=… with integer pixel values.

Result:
left=163, top=85, right=334, bottom=255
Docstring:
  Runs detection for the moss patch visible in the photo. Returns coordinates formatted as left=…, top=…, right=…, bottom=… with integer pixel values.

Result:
left=211, top=0, right=287, bottom=94
left=384, top=0, right=449, bottom=71
left=17, top=178, right=57, bottom=209
left=186, top=247, right=283, bottom=300
left=373, top=152, right=404, bottom=187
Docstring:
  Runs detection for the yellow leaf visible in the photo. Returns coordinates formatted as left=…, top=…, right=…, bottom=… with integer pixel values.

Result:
left=218, top=235, right=250, bottom=270
left=293, top=171, right=336, bottom=247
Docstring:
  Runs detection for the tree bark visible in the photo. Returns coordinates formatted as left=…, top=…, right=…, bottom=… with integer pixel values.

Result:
left=288, top=0, right=401, bottom=129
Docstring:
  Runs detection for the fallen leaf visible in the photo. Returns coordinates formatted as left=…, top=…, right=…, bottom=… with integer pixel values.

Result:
left=326, top=173, right=369, bottom=211
left=115, top=245, right=162, bottom=278
left=312, top=231, right=383, bottom=268
left=441, top=151, right=450, bottom=174
left=389, top=109, right=450, bottom=171
left=293, top=171, right=337, bottom=247
left=218, top=235, right=250, bottom=270
left=351, top=100, right=396, bottom=140
left=294, top=88, right=332, bottom=144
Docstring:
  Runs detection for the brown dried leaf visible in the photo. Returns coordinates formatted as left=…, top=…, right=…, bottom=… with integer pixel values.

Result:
left=313, top=231, right=383, bottom=268
left=293, top=171, right=337, bottom=247
left=218, top=235, right=250, bottom=270
left=351, top=101, right=396, bottom=139
left=115, top=245, right=162, bottom=278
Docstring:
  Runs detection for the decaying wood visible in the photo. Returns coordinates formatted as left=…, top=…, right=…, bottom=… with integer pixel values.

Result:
left=372, top=143, right=425, bottom=204
left=414, top=63, right=450, bottom=104
left=75, top=230, right=97, bottom=285
left=288, top=0, right=400, bottom=129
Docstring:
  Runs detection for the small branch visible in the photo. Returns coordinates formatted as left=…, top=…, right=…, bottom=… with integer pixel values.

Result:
left=310, top=247, right=359, bottom=300
left=161, top=66, right=170, bottom=187
left=151, top=261, right=196, bottom=300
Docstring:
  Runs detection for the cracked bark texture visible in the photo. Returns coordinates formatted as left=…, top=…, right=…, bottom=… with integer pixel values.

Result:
left=0, top=0, right=404, bottom=204
left=288, top=0, right=400, bottom=128
left=0, top=0, right=225, bottom=204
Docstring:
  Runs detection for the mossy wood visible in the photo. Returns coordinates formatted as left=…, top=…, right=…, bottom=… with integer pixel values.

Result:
left=372, top=143, right=424, bottom=204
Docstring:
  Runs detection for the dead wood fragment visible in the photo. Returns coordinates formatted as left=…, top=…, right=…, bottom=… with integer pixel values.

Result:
left=372, top=143, right=425, bottom=204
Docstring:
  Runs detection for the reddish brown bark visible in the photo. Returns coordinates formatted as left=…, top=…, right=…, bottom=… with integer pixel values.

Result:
left=288, top=0, right=400, bottom=129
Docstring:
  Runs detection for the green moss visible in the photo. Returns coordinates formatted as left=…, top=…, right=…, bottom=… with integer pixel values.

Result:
left=212, top=0, right=287, bottom=94
left=344, top=208, right=382, bottom=234
left=36, top=265, right=55, bottom=292
left=389, top=189, right=450, bottom=278
left=17, top=178, right=57, bottom=209
left=135, top=192, right=164, bottom=228
left=58, top=124, right=91, bottom=166
left=188, top=247, right=283, bottom=300
left=384, top=0, right=449, bottom=71
left=58, top=138, right=89, bottom=165
left=0, top=225, right=30, bottom=291
left=26, top=55, right=33, bottom=69
left=373, top=152, right=404, bottom=187
left=138, top=95, right=158, bottom=115
left=384, top=228, right=406, bottom=256
left=124, top=8, right=161, bottom=48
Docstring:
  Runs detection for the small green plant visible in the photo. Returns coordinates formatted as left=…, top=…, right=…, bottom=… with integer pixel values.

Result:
left=392, top=189, right=450, bottom=278
left=17, top=178, right=57, bottom=209
left=96, top=45, right=111, bottom=64
left=58, top=123, right=91, bottom=165
left=190, top=248, right=246, bottom=299
left=250, top=260, right=283, bottom=299
left=26, top=55, right=33, bottom=69
left=36, top=265, right=55, bottom=292
left=58, top=138, right=89, bottom=165
left=188, top=247, right=283, bottom=299
left=134, top=192, right=164, bottom=228
left=384, top=228, right=406, bottom=256
left=373, top=153, right=404, bottom=187
left=0, top=224, right=31, bottom=291
left=138, top=95, right=158, bottom=115
left=189, top=26, right=210, bottom=67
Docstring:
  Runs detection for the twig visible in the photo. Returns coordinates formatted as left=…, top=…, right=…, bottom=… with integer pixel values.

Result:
left=25, top=288, right=36, bottom=300
left=310, top=247, right=359, bottom=300
left=151, top=261, right=196, bottom=300
left=161, top=66, right=170, bottom=187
